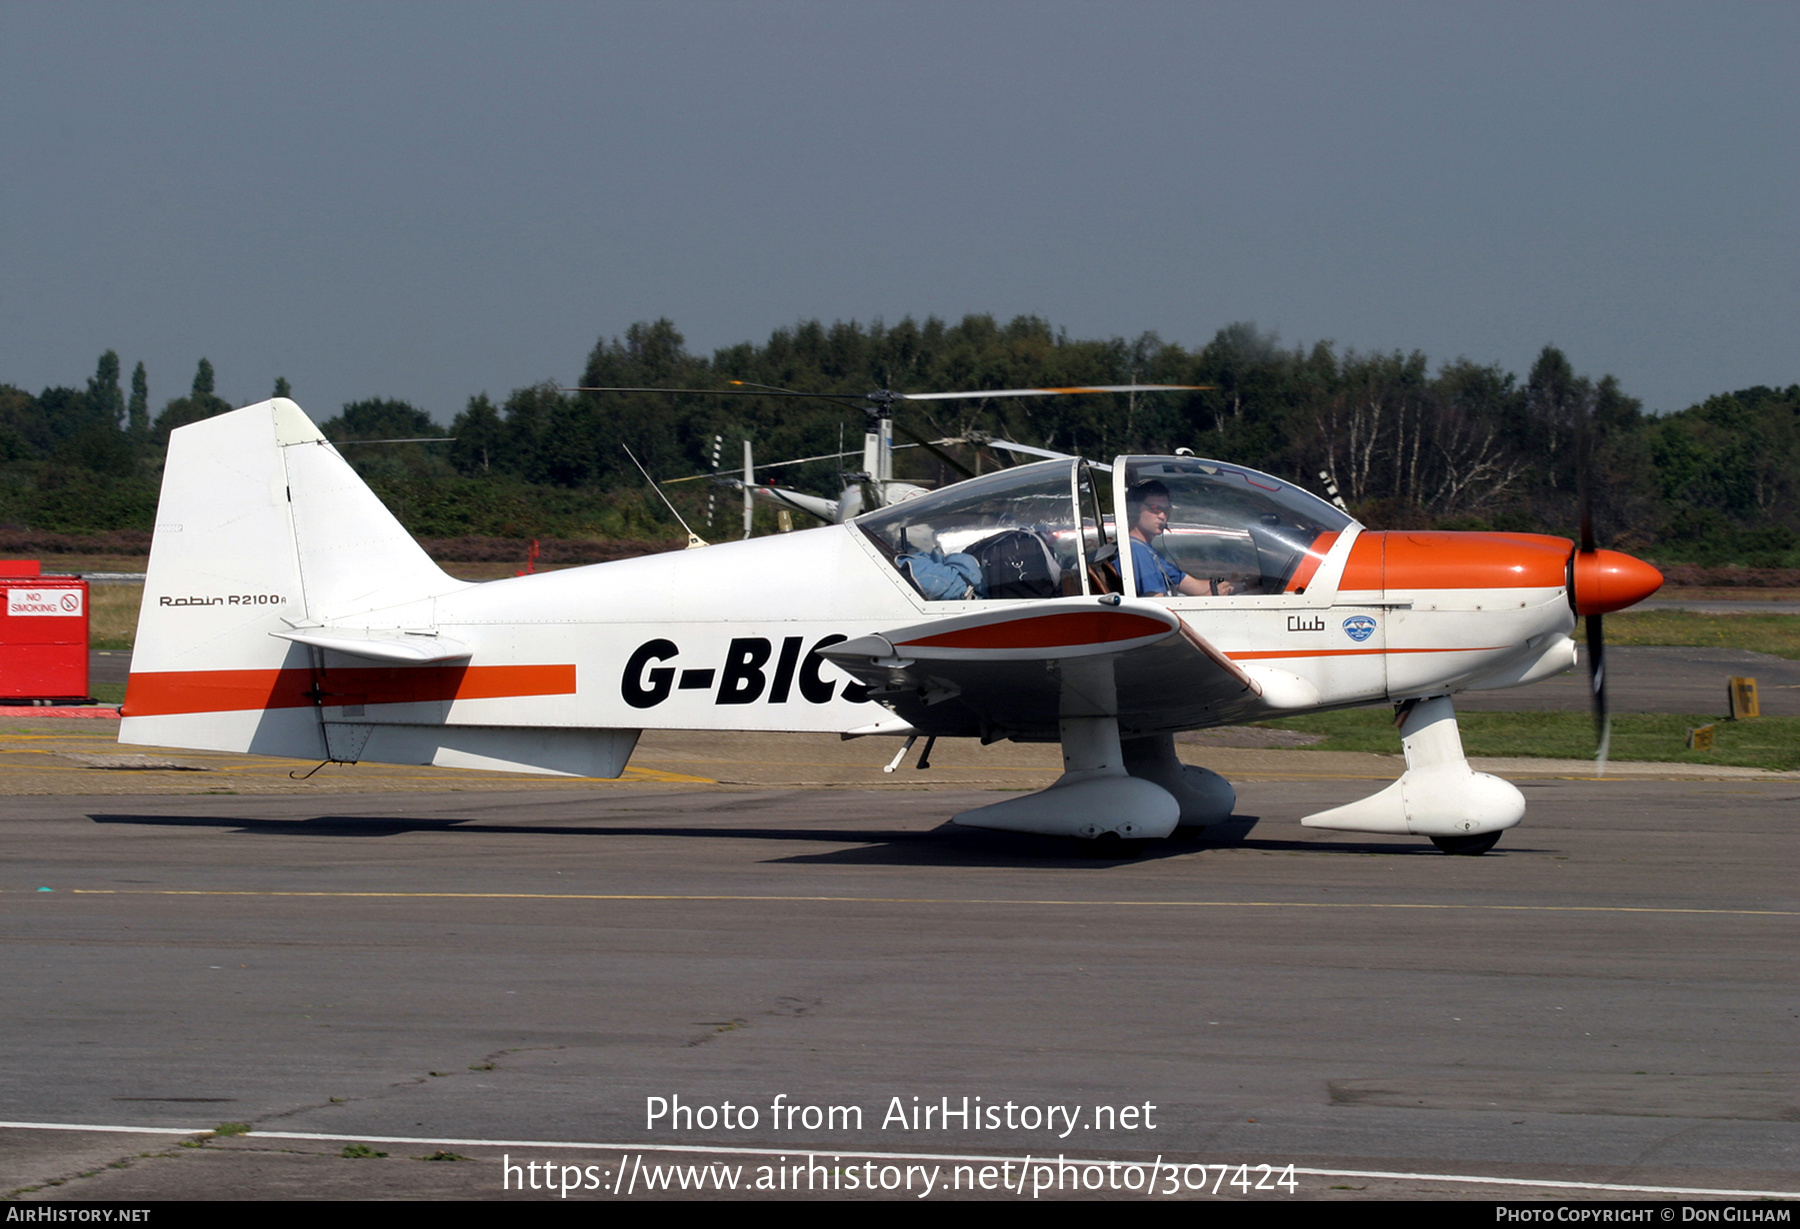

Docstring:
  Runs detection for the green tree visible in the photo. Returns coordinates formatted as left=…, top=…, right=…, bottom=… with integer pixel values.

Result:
left=1650, top=385, right=1800, bottom=562
left=128, top=362, right=149, bottom=442
left=86, top=351, right=125, bottom=429
left=274, top=377, right=292, bottom=399
left=578, top=319, right=707, bottom=485
left=152, top=358, right=233, bottom=442
left=320, top=398, right=441, bottom=442
left=0, top=384, right=39, bottom=461
left=450, top=393, right=506, bottom=474
left=506, top=383, right=592, bottom=487
left=1520, top=346, right=1590, bottom=497
left=34, top=387, right=95, bottom=446
left=319, top=399, right=452, bottom=491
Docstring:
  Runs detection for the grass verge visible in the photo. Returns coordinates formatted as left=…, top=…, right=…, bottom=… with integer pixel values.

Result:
left=88, top=584, right=140, bottom=649
left=1608, top=610, right=1800, bottom=659
left=1258, top=709, right=1800, bottom=772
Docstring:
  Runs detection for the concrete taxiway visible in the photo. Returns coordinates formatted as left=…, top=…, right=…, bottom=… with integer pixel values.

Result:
left=2, top=722, right=1796, bottom=1201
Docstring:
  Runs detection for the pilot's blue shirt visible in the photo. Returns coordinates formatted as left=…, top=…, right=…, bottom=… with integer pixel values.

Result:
left=1131, top=537, right=1188, bottom=596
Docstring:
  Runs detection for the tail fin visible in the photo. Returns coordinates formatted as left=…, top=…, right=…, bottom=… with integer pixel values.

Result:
left=122, top=399, right=463, bottom=752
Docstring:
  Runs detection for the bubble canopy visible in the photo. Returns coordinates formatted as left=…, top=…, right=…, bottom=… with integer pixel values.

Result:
left=854, top=460, right=1105, bottom=600
left=853, top=455, right=1355, bottom=601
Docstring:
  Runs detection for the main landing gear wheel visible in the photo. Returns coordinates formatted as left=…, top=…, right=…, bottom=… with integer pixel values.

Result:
left=1430, top=832, right=1502, bottom=856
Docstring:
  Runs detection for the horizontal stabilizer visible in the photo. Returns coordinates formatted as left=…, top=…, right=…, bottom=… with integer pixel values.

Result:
left=746, top=483, right=840, bottom=523
left=272, top=627, right=473, bottom=664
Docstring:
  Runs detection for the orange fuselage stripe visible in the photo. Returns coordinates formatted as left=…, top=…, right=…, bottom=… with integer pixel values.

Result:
left=1228, top=647, right=1506, bottom=660
left=1282, top=531, right=1340, bottom=593
left=122, top=664, right=577, bottom=718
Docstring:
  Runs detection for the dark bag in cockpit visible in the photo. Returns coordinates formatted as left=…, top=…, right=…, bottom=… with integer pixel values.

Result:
left=963, top=529, right=1062, bottom=600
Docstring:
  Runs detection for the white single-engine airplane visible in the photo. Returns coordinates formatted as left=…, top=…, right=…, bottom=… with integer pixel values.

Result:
left=122, top=398, right=1662, bottom=853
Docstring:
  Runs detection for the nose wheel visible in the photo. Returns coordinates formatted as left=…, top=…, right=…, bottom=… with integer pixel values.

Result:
left=1430, top=832, right=1502, bottom=856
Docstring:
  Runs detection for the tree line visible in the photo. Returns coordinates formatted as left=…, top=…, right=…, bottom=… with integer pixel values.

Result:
left=2, top=316, right=1795, bottom=566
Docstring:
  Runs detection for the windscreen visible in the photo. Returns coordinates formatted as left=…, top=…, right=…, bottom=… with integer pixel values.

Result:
left=1120, top=457, right=1354, bottom=596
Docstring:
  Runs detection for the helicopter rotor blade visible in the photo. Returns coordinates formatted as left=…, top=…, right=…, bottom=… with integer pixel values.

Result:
left=926, top=433, right=1116, bottom=473
left=660, top=447, right=864, bottom=483
left=570, top=385, right=849, bottom=402
left=898, top=383, right=1213, bottom=402
left=568, top=385, right=875, bottom=415
left=891, top=423, right=976, bottom=480
left=575, top=382, right=1212, bottom=412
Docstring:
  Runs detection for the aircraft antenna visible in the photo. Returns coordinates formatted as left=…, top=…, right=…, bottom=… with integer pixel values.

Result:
left=622, top=445, right=708, bottom=549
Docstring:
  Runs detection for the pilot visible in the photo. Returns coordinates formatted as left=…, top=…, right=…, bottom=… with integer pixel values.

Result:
left=1126, top=480, right=1245, bottom=597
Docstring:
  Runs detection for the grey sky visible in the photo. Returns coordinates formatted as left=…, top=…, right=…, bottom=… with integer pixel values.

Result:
left=3, top=1, right=1794, bottom=425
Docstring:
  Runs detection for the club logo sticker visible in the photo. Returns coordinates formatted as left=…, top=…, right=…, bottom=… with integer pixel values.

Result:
left=1342, top=615, right=1377, bottom=643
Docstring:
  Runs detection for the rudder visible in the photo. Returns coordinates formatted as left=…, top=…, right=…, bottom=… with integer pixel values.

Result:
left=121, top=399, right=465, bottom=756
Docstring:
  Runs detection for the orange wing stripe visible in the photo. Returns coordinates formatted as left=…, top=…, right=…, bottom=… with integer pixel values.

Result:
left=123, top=664, right=577, bottom=717
left=903, top=611, right=1170, bottom=651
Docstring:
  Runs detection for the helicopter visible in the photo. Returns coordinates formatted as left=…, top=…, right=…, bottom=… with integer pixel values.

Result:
left=594, top=380, right=1209, bottom=532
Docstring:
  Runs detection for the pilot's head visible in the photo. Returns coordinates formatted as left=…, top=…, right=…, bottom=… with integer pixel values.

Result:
left=1127, top=480, right=1173, bottom=542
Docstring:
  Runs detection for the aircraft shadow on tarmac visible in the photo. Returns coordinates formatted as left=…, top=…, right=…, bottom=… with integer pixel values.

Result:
left=85, top=811, right=1511, bottom=867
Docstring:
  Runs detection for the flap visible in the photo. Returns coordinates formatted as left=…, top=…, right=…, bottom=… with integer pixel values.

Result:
left=271, top=626, right=473, bottom=664
left=819, top=600, right=1265, bottom=741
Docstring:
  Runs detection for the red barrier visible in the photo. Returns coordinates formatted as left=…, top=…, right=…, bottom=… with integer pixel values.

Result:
left=1, top=561, right=92, bottom=704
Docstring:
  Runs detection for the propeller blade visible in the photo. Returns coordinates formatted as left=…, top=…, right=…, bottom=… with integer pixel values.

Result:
left=1587, top=611, right=1610, bottom=773
left=1574, top=371, right=1603, bottom=769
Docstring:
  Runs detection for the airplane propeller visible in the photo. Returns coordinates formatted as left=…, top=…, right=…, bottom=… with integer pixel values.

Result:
left=1578, top=478, right=1610, bottom=770
left=1569, top=407, right=1663, bottom=771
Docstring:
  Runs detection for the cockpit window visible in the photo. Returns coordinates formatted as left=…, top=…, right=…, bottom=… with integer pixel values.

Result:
left=855, top=459, right=1086, bottom=600
left=1121, top=458, right=1355, bottom=596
